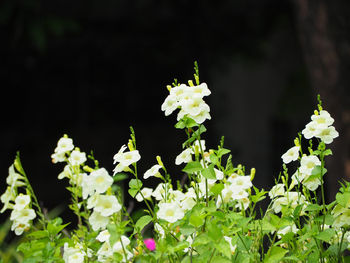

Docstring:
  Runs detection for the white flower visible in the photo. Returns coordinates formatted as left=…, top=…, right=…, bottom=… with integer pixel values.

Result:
left=190, top=106, right=211, bottom=124
left=96, top=230, right=110, bottom=242
left=69, top=150, right=87, bottom=166
left=90, top=168, right=113, bottom=194
left=10, top=208, right=36, bottom=223
left=180, top=196, right=196, bottom=211
left=89, top=211, right=110, bottom=231
left=63, top=243, right=85, bottom=263
left=303, top=176, right=321, bottom=191
left=112, top=235, right=131, bottom=253
left=113, top=150, right=141, bottom=173
left=161, top=94, right=178, bottom=116
left=300, top=155, right=321, bottom=175
left=113, top=145, right=127, bottom=163
left=302, top=121, right=318, bottom=139
left=191, top=83, right=211, bottom=98
left=154, top=223, right=165, bottom=238
left=0, top=187, right=16, bottom=213
left=58, top=165, right=73, bottom=180
left=224, top=236, right=237, bottom=254
left=232, top=189, right=249, bottom=200
left=181, top=98, right=208, bottom=116
left=51, top=151, right=66, bottom=163
left=281, top=146, right=300, bottom=164
left=55, top=137, right=74, bottom=154
left=169, top=84, right=188, bottom=99
left=235, top=197, right=250, bottom=211
left=157, top=202, right=185, bottom=223
left=175, top=148, right=192, bottom=165
left=277, top=224, right=298, bottom=238
left=94, top=195, right=122, bottom=217
left=11, top=220, right=31, bottom=236
left=135, top=187, right=153, bottom=202
left=144, top=164, right=162, bottom=179
left=315, top=126, right=339, bottom=144
left=192, top=140, right=206, bottom=153
left=96, top=242, right=113, bottom=262
left=214, top=168, right=224, bottom=180
left=311, top=110, right=334, bottom=126
left=152, top=183, right=170, bottom=201
left=228, top=175, right=252, bottom=190
left=13, top=194, right=31, bottom=211
left=6, top=165, right=25, bottom=188
left=269, top=184, right=285, bottom=199
left=81, top=174, right=95, bottom=199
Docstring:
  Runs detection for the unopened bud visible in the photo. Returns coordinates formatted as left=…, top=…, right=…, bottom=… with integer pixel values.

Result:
left=167, top=85, right=172, bottom=92
left=83, top=165, right=94, bottom=173
left=188, top=80, right=194, bottom=87
left=294, top=138, right=299, bottom=147
left=63, top=134, right=68, bottom=138
left=250, top=168, right=256, bottom=181
left=314, top=110, right=319, bottom=116
left=128, top=139, right=134, bottom=151
left=156, top=156, right=164, bottom=167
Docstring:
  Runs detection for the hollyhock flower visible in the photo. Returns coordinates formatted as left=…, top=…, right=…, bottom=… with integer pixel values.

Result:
left=69, top=150, right=87, bottom=166
left=300, top=155, right=321, bottom=175
left=281, top=146, right=300, bottom=164
left=144, top=164, right=162, bottom=179
left=144, top=238, right=156, bottom=251
left=157, top=202, right=185, bottom=223
left=175, top=148, right=192, bottom=165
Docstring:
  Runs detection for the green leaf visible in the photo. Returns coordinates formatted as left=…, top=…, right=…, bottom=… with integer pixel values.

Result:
left=305, top=203, right=323, bottom=212
left=192, top=233, right=211, bottom=246
left=180, top=226, right=196, bottom=236
left=217, top=148, right=231, bottom=158
left=189, top=213, right=204, bottom=228
left=336, top=191, right=350, bottom=208
left=210, top=183, right=224, bottom=195
left=208, top=221, right=223, bottom=242
left=129, top=179, right=143, bottom=189
left=175, top=116, right=198, bottom=129
left=315, top=228, right=336, bottom=243
left=182, top=161, right=203, bottom=174
left=134, top=215, right=152, bottom=234
left=201, top=164, right=216, bottom=180
left=168, top=241, right=190, bottom=254
left=214, top=238, right=232, bottom=259
left=264, top=246, right=288, bottom=263
left=128, top=188, right=139, bottom=198
left=113, top=172, right=129, bottom=182
left=27, top=230, right=48, bottom=239
left=107, top=224, right=121, bottom=246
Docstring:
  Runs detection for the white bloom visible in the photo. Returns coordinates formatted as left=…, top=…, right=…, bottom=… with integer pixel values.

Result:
left=175, top=148, right=192, bottom=165
left=13, top=194, right=31, bottom=211
left=112, top=235, right=131, bottom=253
left=192, top=140, right=206, bottom=153
left=302, top=121, right=318, bottom=139
left=191, top=83, right=211, bottom=98
left=113, top=150, right=141, bottom=173
left=169, top=84, right=188, bottom=99
left=58, top=165, right=73, bottom=180
left=269, top=184, right=285, bottom=199
left=191, top=106, right=211, bottom=124
left=154, top=223, right=165, bottom=238
left=89, top=211, right=110, bottom=231
left=152, top=183, right=170, bottom=201
left=94, top=195, right=122, bottom=217
left=214, top=168, right=224, bottom=180
left=0, top=187, right=16, bottom=213
left=311, top=110, right=334, bottom=126
left=315, top=126, right=339, bottom=144
left=157, top=202, right=185, bottom=223
left=277, top=224, right=298, bottom=238
left=90, top=168, right=113, bottom=194
left=228, top=176, right=252, bottom=190
left=224, top=236, right=237, bottom=254
left=51, top=151, right=66, bottom=163
left=232, top=189, right=249, bottom=200
left=281, top=146, right=300, bottom=164
left=96, top=242, right=113, bottom=262
left=55, top=137, right=74, bottom=154
left=170, top=190, right=186, bottom=203
left=11, top=220, right=30, bottom=236
left=161, top=94, right=178, bottom=116
left=235, top=197, right=250, bottom=210
left=63, top=243, right=85, bottom=263
left=96, top=230, right=110, bottom=242
left=303, top=176, right=321, bottom=191
left=291, top=170, right=307, bottom=185
left=87, top=193, right=100, bottom=209
left=113, top=145, right=127, bottom=164
left=135, top=187, right=153, bottom=202
left=181, top=98, right=208, bottom=116
left=180, top=196, right=196, bottom=211
left=144, top=164, right=162, bottom=179
left=69, top=150, right=87, bottom=166
left=81, top=174, right=95, bottom=199
left=6, top=165, right=25, bottom=188
left=300, top=155, right=321, bottom=175
left=10, top=208, right=36, bottom=223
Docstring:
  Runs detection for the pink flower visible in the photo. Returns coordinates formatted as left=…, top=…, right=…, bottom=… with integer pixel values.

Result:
left=144, top=238, right=156, bottom=251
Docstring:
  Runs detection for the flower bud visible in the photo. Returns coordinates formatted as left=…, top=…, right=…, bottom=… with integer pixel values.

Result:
left=188, top=80, right=194, bottom=87
left=156, top=156, right=164, bottom=168
left=314, top=110, right=319, bottom=116
left=166, top=85, right=172, bottom=92
left=250, top=168, right=256, bottom=181
left=83, top=165, right=94, bottom=173
left=294, top=137, right=300, bottom=147
left=128, top=139, right=134, bottom=151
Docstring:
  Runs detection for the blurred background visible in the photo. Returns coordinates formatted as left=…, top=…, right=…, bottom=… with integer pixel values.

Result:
left=0, top=0, right=349, bottom=253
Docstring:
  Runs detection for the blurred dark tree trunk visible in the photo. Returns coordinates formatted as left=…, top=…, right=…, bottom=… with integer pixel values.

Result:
left=293, top=0, right=350, bottom=200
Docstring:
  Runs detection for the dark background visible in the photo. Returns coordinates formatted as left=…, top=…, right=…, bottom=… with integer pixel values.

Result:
left=1, top=0, right=349, bottom=228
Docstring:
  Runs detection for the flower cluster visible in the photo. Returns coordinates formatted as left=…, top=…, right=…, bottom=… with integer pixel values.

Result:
left=1, top=164, right=36, bottom=235
left=161, top=82, right=211, bottom=124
